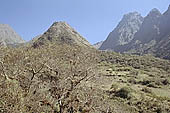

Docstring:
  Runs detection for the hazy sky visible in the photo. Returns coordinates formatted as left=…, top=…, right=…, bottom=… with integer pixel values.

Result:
left=0, top=0, right=169, bottom=44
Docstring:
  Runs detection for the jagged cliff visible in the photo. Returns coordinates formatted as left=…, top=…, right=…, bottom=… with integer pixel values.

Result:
left=100, top=12, right=143, bottom=50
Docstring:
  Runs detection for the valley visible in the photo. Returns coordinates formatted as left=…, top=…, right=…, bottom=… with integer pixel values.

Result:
left=0, top=5, right=170, bottom=113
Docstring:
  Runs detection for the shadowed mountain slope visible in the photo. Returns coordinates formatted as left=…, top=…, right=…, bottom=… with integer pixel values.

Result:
left=100, top=6, right=170, bottom=60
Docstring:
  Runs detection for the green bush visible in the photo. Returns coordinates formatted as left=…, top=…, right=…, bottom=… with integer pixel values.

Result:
left=115, top=87, right=132, bottom=99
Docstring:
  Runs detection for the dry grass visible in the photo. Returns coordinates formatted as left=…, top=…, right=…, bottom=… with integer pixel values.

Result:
left=0, top=46, right=170, bottom=113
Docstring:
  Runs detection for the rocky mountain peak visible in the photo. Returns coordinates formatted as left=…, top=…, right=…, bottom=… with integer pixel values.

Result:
left=123, top=12, right=141, bottom=18
left=52, top=21, right=69, bottom=26
left=50, top=21, right=72, bottom=29
left=0, top=24, right=25, bottom=46
left=100, top=12, right=143, bottom=50
left=102, top=6, right=170, bottom=60
left=149, top=8, right=161, bottom=15
left=119, top=12, right=143, bottom=27
left=32, top=21, right=91, bottom=48
left=120, top=8, right=162, bottom=49
left=159, top=5, right=170, bottom=39
left=46, top=21, right=74, bottom=34
left=146, top=8, right=162, bottom=20
left=141, top=8, right=162, bottom=31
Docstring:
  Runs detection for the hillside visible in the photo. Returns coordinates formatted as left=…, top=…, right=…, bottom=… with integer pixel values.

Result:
left=0, top=44, right=170, bottom=113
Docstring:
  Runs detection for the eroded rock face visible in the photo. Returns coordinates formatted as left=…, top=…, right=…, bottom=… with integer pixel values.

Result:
left=100, top=12, right=143, bottom=50
left=0, top=24, right=25, bottom=46
left=32, top=22, right=91, bottom=48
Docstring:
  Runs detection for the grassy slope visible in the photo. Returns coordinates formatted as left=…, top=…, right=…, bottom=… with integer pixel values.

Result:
left=0, top=45, right=170, bottom=113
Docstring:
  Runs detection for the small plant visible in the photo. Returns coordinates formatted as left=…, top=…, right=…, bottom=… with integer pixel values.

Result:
left=130, top=70, right=139, bottom=76
left=162, top=79, right=169, bottom=85
left=115, top=87, right=132, bottom=99
left=127, top=78, right=137, bottom=84
left=147, top=82, right=158, bottom=88
left=141, top=87, right=152, bottom=94
left=139, top=78, right=151, bottom=85
left=110, top=83, right=119, bottom=91
left=110, top=65, right=116, bottom=71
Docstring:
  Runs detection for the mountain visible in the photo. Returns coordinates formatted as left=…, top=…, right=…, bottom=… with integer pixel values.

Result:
left=32, top=22, right=91, bottom=48
left=114, top=8, right=162, bottom=54
left=153, top=5, right=170, bottom=59
left=0, top=24, right=25, bottom=46
left=100, top=6, right=170, bottom=60
left=159, top=5, right=170, bottom=38
left=118, top=7, right=170, bottom=59
left=132, top=8, right=162, bottom=44
left=100, top=12, right=143, bottom=50
left=93, top=41, right=103, bottom=49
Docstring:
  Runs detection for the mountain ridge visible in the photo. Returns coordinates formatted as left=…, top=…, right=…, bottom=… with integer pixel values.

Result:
left=100, top=6, right=170, bottom=59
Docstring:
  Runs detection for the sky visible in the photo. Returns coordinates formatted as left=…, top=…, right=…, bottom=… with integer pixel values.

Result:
left=0, top=0, right=169, bottom=44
